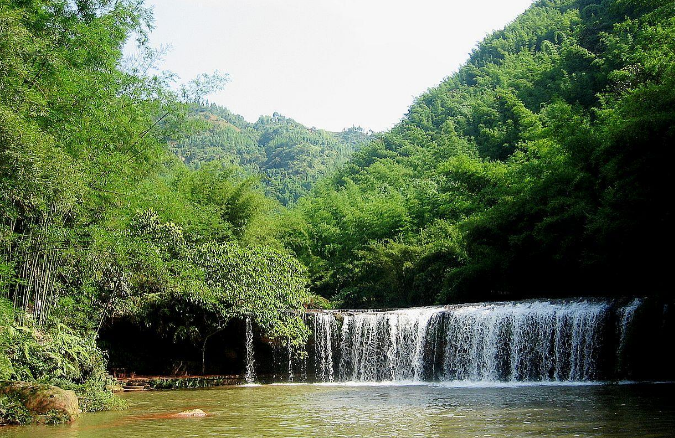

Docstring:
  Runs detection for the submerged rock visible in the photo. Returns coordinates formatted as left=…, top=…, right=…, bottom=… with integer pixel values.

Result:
left=0, top=381, right=79, bottom=424
left=173, top=408, right=207, bottom=418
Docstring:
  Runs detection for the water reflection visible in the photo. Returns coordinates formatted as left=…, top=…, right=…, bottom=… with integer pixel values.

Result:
left=1, top=383, right=673, bottom=438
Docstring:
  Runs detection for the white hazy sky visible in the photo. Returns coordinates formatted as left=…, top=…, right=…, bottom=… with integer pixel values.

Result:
left=136, top=0, right=534, bottom=132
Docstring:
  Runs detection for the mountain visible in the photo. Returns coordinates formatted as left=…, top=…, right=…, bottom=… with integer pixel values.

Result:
left=172, top=104, right=373, bottom=205
left=281, top=0, right=675, bottom=307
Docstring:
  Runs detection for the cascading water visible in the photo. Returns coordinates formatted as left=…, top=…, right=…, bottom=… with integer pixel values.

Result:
left=615, top=297, right=642, bottom=376
left=439, top=301, right=608, bottom=382
left=334, top=307, right=439, bottom=381
left=287, top=337, right=294, bottom=382
left=245, top=316, right=256, bottom=383
left=313, top=313, right=336, bottom=382
left=303, top=299, right=645, bottom=383
left=617, top=298, right=642, bottom=353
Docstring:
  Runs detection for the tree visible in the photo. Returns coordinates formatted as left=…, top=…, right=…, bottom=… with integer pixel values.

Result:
left=137, top=241, right=309, bottom=373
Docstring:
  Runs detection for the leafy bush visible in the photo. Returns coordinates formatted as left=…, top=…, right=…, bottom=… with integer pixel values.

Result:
left=73, top=383, right=126, bottom=413
left=0, top=298, right=123, bottom=419
left=2, top=321, right=105, bottom=384
left=0, top=393, right=32, bottom=425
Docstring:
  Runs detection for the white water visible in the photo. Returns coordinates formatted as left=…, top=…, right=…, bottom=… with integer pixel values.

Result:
left=313, top=313, right=335, bottom=382
left=334, top=307, right=440, bottom=381
left=306, top=299, right=642, bottom=383
left=287, top=337, right=294, bottom=382
left=240, top=299, right=649, bottom=384
left=615, top=298, right=643, bottom=375
left=245, top=316, right=256, bottom=384
left=618, top=298, right=642, bottom=352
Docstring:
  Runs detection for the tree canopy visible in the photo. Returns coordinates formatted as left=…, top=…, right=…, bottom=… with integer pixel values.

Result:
left=172, top=105, right=372, bottom=205
left=0, top=0, right=312, bottom=406
left=280, top=0, right=675, bottom=307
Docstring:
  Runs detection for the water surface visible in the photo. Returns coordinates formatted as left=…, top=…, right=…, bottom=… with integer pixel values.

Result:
left=1, top=383, right=673, bottom=437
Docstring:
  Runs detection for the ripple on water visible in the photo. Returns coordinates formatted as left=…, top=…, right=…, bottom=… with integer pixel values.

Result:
left=0, top=383, right=674, bottom=438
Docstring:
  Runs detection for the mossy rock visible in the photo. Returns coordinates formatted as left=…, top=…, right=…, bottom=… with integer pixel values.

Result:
left=0, top=381, right=79, bottom=424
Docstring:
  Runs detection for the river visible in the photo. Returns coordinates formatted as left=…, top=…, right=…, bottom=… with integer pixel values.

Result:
left=1, top=382, right=674, bottom=437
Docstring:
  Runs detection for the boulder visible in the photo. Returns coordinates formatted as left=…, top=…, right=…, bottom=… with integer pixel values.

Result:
left=173, top=408, right=207, bottom=418
left=0, top=381, right=79, bottom=424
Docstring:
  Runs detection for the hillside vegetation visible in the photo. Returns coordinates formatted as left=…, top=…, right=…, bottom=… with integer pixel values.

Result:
left=172, top=104, right=372, bottom=205
left=281, top=0, right=674, bottom=307
left=0, top=0, right=308, bottom=420
left=1, top=0, right=673, bottom=421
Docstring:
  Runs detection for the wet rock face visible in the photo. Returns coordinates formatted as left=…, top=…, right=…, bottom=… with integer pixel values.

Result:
left=0, top=381, right=79, bottom=424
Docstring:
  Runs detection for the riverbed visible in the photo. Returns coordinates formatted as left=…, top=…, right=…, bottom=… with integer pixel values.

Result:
left=1, top=382, right=674, bottom=437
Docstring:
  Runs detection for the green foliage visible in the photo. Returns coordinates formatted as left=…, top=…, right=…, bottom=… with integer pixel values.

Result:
left=173, top=105, right=373, bottom=204
left=134, top=237, right=310, bottom=369
left=305, top=294, right=333, bottom=310
left=0, top=393, right=32, bottom=425
left=144, top=376, right=236, bottom=389
left=0, top=298, right=15, bottom=379
left=73, top=382, right=127, bottom=413
left=0, top=0, right=180, bottom=327
left=285, top=0, right=675, bottom=306
left=1, top=298, right=122, bottom=421
left=0, top=0, right=312, bottom=407
left=44, top=409, right=71, bottom=425
left=0, top=311, right=106, bottom=384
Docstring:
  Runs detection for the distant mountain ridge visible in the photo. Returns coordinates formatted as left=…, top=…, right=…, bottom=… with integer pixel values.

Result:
left=172, top=104, right=373, bottom=205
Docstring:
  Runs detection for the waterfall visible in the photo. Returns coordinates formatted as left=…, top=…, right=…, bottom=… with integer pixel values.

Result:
left=287, top=337, right=294, bottom=382
left=245, top=316, right=256, bottom=383
left=616, top=298, right=642, bottom=375
left=440, top=301, right=608, bottom=382
left=313, top=313, right=336, bottom=382
left=305, top=299, right=645, bottom=383
left=618, top=298, right=642, bottom=353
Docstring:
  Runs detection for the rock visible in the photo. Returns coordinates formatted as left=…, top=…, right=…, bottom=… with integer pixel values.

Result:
left=173, top=409, right=207, bottom=418
left=0, top=381, right=80, bottom=424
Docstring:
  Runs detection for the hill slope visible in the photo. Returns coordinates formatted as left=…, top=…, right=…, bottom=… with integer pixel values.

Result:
left=282, top=0, right=675, bottom=307
left=172, top=104, right=372, bottom=205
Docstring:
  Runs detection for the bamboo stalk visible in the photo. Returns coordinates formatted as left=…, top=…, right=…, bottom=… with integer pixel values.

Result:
left=36, top=254, right=47, bottom=324
left=43, top=251, right=56, bottom=322
left=42, top=251, right=56, bottom=326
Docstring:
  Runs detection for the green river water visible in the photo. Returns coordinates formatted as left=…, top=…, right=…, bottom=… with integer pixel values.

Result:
left=1, top=383, right=674, bottom=437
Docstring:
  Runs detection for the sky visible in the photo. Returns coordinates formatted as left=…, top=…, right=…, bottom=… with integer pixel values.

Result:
left=134, top=0, right=534, bottom=132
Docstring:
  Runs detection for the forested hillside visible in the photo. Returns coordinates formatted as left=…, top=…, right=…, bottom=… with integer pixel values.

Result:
left=282, top=0, right=674, bottom=307
left=0, top=0, right=308, bottom=421
left=172, top=104, right=372, bottom=204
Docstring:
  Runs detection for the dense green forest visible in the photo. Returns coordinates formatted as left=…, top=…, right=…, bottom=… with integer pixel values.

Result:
left=0, top=0, right=308, bottom=423
left=172, top=104, right=372, bottom=205
left=280, top=0, right=674, bottom=307
left=1, top=0, right=673, bottom=424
